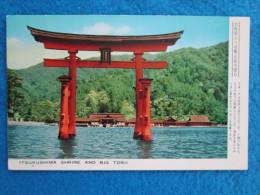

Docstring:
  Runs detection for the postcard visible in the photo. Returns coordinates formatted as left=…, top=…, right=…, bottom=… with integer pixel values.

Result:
left=7, top=15, right=249, bottom=170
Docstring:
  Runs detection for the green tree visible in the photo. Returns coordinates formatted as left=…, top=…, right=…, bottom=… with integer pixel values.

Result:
left=7, top=69, right=27, bottom=121
left=78, top=90, right=111, bottom=117
left=120, top=100, right=135, bottom=119
left=31, top=100, right=59, bottom=122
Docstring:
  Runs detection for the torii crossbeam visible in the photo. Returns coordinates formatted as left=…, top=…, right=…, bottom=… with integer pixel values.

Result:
left=28, top=26, right=183, bottom=141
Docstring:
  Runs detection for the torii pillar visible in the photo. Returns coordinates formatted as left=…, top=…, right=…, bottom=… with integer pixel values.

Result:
left=68, top=50, right=78, bottom=137
left=133, top=51, right=144, bottom=139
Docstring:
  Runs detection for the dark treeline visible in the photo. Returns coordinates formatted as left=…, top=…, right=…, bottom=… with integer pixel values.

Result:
left=8, top=42, right=228, bottom=124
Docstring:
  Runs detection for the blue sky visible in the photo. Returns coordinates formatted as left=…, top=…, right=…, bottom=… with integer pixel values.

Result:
left=7, top=15, right=229, bottom=69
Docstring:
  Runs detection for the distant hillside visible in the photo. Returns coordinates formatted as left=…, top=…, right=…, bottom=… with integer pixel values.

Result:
left=8, top=42, right=228, bottom=124
left=13, top=53, right=156, bottom=102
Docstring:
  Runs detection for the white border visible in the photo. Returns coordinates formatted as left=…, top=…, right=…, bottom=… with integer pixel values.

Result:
left=8, top=17, right=250, bottom=171
left=8, top=158, right=246, bottom=170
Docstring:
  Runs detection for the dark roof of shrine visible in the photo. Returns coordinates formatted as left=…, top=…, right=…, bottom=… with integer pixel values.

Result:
left=27, top=26, right=184, bottom=43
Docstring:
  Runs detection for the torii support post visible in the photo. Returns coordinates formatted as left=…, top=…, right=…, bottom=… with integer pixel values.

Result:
left=58, top=76, right=71, bottom=139
left=140, top=78, right=153, bottom=141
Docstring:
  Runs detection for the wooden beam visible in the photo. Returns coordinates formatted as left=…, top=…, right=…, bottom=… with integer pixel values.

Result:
left=44, top=59, right=167, bottom=69
left=77, top=60, right=135, bottom=68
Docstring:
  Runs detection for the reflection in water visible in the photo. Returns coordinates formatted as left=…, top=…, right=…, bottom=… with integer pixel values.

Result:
left=137, top=141, right=153, bottom=159
left=59, top=138, right=77, bottom=158
left=8, top=126, right=227, bottom=159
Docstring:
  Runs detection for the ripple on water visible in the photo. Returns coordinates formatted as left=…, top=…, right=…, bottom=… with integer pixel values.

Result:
left=8, top=126, right=227, bottom=159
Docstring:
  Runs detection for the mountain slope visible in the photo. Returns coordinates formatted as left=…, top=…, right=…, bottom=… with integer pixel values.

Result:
left=10, top=42, right=228, bottom=123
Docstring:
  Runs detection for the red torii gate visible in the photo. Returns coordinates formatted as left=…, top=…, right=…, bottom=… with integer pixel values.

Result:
left=28, top=26, right=183, bottom=141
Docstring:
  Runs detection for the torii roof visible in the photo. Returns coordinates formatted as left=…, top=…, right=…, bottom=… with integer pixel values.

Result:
left=27, top=26, right=184, bottom=52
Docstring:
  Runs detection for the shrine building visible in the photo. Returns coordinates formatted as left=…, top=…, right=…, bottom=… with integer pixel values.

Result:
left=75, top=114, right=212, bottom=127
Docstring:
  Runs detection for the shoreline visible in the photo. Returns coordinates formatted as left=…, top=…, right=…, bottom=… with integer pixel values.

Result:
left=8, top=121, right=227, bottom=128
left=8, top=121, right=58, bottom=126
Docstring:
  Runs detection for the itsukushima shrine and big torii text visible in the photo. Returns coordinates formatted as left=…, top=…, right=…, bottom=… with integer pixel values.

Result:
left=28, top=26, right=183, bottom=141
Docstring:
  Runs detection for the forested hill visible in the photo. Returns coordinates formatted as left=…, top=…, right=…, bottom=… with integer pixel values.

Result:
left=8, top=41, right=228, bottom=124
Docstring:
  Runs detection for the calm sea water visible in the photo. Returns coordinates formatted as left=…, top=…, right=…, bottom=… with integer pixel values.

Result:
left=8, top=126, right=227, bottom=159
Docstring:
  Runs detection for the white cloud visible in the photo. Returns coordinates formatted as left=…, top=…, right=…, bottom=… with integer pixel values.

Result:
left=115, top=26, right=132, bottom=34
left=82, top=22, right=132, bottom=35
left=83, top=23, right=113, bottom=35
left=7, top=38, right=99, bottom=69
left=8, top=38, right=21, bottom=45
